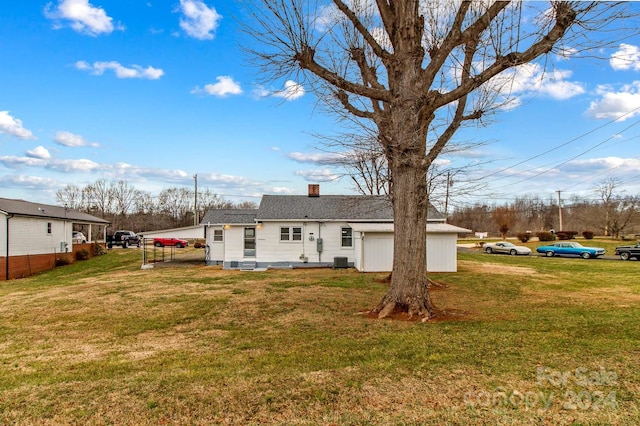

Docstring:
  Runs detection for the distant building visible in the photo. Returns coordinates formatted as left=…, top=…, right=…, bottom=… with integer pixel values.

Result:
left=1, top=198, right=109, bottom=280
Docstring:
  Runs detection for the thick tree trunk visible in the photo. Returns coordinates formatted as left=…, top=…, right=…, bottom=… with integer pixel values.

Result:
left=373, top=147, right=433, bottom=319
left=374, top=115, right=433, bottom=318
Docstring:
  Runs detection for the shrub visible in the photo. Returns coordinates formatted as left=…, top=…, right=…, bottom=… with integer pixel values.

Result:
left=556, top=231, right=578, bottom=240
left=76, top=249, right=90, bottom=261
left=194, top=242, right=203, bottom=248
left=582, top=231, right=594, bottom=239
left=536, top=232, right=555, bottom=242
left=92, top=242, right=107, bottom=256
left=517, top=232, right=530, bottom=243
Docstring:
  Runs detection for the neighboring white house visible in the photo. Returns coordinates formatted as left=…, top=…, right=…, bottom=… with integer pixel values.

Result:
left=1, top=197, right=110, bottom=280
left=202, top=185, right=471, bottom=272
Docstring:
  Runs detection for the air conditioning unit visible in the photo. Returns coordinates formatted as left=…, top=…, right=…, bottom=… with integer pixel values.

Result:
left=333, top=257, right=348, bottom=269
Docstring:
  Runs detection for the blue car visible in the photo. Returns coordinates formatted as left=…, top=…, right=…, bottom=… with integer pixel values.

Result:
left=536, top=242, right=605, bottom=259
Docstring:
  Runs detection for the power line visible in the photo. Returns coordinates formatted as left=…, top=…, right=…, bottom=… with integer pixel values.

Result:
left=485, top=117, right=640, bottom=193
left=477, top=104, right=640, bottom=183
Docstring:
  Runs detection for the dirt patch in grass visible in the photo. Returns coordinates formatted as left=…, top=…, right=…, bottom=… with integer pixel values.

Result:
left=459, top=260, right=538, bottom=276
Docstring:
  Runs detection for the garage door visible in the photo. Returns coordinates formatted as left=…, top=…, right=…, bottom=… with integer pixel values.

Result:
left=363, top=233, right=393, bottom=272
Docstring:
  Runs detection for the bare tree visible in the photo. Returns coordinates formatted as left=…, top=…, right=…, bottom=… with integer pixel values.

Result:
left=198, top=188, right=235, bottom=220
left=84, top=179, right=114, bottom=219
left=492, top=206, right=517, bottom=240
left=159, top=187, right=195, bottom=227
left=112, top=180, right=139, bottom=225
left=243, top=0, right=632, bottom=318
left=56, top=184, right=84, bottom=210
left=590, top=178, right=640, bottom=238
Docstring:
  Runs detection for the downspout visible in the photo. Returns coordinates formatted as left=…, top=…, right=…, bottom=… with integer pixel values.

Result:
left=317, top=222, right=322, bottom=263
left=5, top=214, right=12, bottom=281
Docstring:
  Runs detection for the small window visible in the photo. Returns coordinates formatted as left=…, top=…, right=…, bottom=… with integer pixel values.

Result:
left=213, top=230, right=223, bottom=242
left=292, top=227, right=302, bottom=241
left=280, top=226, right=303, bottom=242
left=47, top=222, right=52, bottom=234
left=341, top=227, right=353, bottom=247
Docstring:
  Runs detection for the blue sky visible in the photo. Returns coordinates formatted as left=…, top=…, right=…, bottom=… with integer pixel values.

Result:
left=2, top=1, right=640, bottom=209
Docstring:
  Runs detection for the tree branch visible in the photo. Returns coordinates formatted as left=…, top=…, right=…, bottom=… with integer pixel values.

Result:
left=295, top=45, right=391, bottom=102
left=435, top=2, right=578, bottom=109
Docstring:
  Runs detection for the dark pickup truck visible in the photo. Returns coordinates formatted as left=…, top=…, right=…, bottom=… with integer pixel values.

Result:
left=614, top=242, right=640, bottom=260
left=106, top=230, right=141, bottom=248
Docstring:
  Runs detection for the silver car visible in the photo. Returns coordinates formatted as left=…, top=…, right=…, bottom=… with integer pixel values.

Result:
left=484, top=241, right=531, bottom=256
left=72, top=231, right=87, bottom=244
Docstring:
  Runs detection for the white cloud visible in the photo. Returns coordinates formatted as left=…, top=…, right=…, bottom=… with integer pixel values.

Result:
left=586, top=81, right=640, bottom=121
left=294, top=169, right=340, bottom=182
left=54, top=131, right=100, bottom=147
left=177, top=0, right=221, bottom=40
left=44, top=0, right=122, bottom=36
left=192, top=76, right=242, bottom=97
left=500, top=64, right=585, bottom=100
left=273, top=80, right=305, bottom=100
left=255, top=81, right=305, bottom=101
left=26, top=146, right=52, bottom=159
left=0, top=156, right=100, bottom=173
left=288, top=152, right=344, bottom=164
left=610, top=43, right=640, bottom=71
left=0, top=111, right=36, bottom=140
left=0, top=174, right=58, bottom=190
left=562, top=157, right=640, bottom=174
left=75, top=60, right=164, bottom=80
left=271, top=187, right=294, bottom=194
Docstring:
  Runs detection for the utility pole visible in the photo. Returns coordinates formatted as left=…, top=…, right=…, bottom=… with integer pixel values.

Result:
left=444, top=172, right=452, bottom=221
left=556, top=190, right=563, bottom=231
left=194, top=174, right=199, bottom=226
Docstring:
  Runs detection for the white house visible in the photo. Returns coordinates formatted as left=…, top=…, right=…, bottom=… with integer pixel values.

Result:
left=1, top=197, right=109, bottom=280
left=202, top=185, right=471, bottom=272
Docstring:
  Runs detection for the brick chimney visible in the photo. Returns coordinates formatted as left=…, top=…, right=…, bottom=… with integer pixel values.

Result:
left=308, top=184, right=320, bottom=197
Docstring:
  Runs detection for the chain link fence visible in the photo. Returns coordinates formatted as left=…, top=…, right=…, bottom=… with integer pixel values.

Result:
left=141, top=238, right=207, bottom=267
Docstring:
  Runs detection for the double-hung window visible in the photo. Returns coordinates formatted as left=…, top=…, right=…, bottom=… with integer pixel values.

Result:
left=213, top=229, right=223, bottom=242
left=280, top=226, right=302, bottom=241
left=341, top=227, right=353, bottom=247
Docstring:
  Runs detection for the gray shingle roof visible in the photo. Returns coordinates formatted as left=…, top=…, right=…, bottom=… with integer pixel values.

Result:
left=200, top=209, right=258, bottom=225
left=256, top=195, right=444, bottom=221
left=257, top=195, right=393, bottom=221
left=0, top=198, right=110, bottom=224
left=202, top=196, right=445, bottom=224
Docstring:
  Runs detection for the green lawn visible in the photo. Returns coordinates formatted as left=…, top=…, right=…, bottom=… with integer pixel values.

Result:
left=0, top=246, right=638, bottom=425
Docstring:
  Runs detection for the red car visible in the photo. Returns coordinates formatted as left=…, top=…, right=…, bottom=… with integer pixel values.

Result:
left=153, top=237, right=189, bottom=248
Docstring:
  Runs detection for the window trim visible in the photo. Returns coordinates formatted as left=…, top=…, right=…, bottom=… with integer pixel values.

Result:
left=280, top=226, right=303, bottom=242
left=341, top=227, right=353, bottom=248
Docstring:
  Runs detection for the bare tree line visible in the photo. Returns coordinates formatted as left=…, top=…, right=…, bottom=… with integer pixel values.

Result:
left=56, top=179, right=256, bottom=232
left=449, top=179, right=640, bottom=239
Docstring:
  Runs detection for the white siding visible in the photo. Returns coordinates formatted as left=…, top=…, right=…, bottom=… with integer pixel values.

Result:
left=223, top=226, right=248, bottom=261
left=9, top=217, right=72, bottom=256
left=141, top=226, right=204, bottom=240
left=256, top=221, right=356, bottom=264
left=361, top=233, right=394, bottom=272
left=0, top=212, right=7, bottom=257
left=426, top=233, right=458, bottom=272
left=354, top=231, right=460, bottom=273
